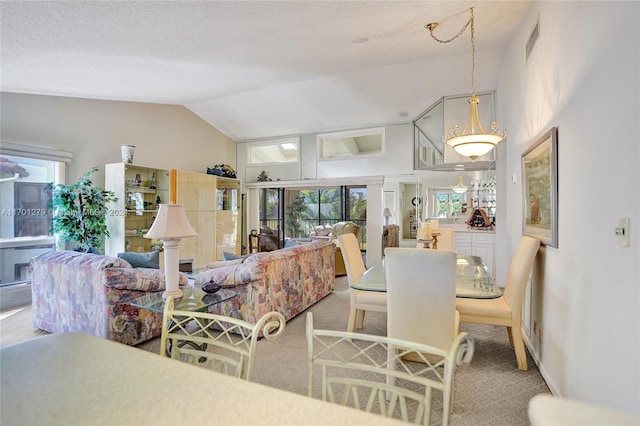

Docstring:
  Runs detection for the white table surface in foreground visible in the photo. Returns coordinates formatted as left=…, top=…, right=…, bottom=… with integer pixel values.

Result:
left=528, top=394, right=639, bottom=425
left=1, top=333, right=402, bottom=426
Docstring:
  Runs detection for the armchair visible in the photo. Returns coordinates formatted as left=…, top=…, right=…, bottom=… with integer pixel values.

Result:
left=258, top=226, right=280, bottom=252
left=309, top=224, right=332, bottom=241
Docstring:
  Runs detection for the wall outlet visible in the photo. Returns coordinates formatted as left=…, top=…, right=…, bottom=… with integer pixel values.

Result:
left=616, top=217, right=630, bottom=247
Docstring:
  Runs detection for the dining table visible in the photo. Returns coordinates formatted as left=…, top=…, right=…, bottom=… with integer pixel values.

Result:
left=351, top=254, right=502, bottom=299
left=0, top=332, right=403, bottom=426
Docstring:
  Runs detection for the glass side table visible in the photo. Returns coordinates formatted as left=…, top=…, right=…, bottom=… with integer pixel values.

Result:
left=130, top=286, right=238, bottom=356
left=129, top=286, right=237, bottom=314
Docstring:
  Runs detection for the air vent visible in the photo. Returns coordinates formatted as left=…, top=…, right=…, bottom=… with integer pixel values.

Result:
left=526, top=17, right=540, bottom=62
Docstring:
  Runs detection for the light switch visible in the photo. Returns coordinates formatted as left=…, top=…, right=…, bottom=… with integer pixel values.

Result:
left=512, top=174, right=517, bottom=184
left=616, top=217, right=630, bottom=246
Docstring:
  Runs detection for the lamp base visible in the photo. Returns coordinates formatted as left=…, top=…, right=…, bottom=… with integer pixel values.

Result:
left=162, top=287, right=183, bottom=299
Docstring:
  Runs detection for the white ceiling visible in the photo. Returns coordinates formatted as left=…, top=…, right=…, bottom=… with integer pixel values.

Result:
left=0, top=1, right=531, bottom=141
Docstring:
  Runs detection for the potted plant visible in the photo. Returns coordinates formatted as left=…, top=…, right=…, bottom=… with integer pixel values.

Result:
left=285, top=195, right=308, bottom=238
left=50, top=167, right=118, bottom=253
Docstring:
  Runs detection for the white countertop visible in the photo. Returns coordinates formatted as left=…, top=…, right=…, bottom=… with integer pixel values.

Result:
left=1, top=333, right=402, bottom=426
left=441, top=224, right=496, bottom=234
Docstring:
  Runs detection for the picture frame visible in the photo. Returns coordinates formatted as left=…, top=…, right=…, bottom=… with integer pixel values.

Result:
left=522, top=127, right=558, bottom=247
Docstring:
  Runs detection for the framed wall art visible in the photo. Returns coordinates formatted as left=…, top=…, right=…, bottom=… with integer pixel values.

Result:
left=522, top=127, right=558, bottom=247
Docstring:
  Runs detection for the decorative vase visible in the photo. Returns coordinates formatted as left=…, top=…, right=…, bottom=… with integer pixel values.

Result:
left=120, top=145, right=135, bottom=164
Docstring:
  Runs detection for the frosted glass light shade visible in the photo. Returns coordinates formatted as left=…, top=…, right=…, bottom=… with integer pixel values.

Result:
left=145, top=204, right=197, bottom=239
left=452, top=176, right=468, bottom=194
left=445, top=95, right=505, bottom=161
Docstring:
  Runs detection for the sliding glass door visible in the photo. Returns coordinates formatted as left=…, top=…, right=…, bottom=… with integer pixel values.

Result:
left=258, top=186, right=367, bottom=250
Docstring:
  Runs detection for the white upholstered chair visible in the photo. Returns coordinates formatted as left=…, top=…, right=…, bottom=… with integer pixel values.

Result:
left=306, top=312, right=473, bottom=426
left=435, top=228, right=454, bottom=250
left=455, top=235, right=540, bottom=370
left=160, top=295, right=286, bottom=380
left=415, top=225, right=453, bottom=250
left=385, top=247, right=465, bottom=419
left=337, top=233, right=386, bottom=333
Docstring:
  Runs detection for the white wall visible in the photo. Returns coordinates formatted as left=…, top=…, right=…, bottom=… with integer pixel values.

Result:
left=1, top=93, right=236, bottom=185
left=497, top=1, right=639, bottom=413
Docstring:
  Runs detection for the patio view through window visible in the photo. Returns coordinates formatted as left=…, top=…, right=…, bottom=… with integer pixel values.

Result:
left=259, top=186, right=367, bottom=250
left=0, top=155, right=59, bottom=288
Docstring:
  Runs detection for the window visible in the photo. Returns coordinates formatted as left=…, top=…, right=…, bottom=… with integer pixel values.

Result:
left=248, top=137, right=299, bottom=165
left=258, top=188, right=284, bottom=249
left=0, top=142, right=71, bottom=298
left=433, top=190, right=466, bottom=218
left=318, top=127, right=385, bottom=160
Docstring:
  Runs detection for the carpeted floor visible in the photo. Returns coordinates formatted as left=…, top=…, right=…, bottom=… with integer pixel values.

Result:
left=0, top=276, right=550, bottom=425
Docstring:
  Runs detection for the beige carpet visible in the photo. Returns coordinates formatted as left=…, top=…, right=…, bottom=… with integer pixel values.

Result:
left=0, top=277, right=550, bottom=425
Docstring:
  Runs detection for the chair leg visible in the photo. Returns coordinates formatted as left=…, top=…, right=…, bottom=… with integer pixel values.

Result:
left=510, top=324, right=528, bottom=371
left=347, top=306, right=357, bottom=333
left=356, top=310, right=366, bottom=329
left=507, top=326, right=515, bottom=349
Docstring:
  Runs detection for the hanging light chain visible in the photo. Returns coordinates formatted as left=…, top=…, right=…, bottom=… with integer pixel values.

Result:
left=426, top=8, right=476, bottom=95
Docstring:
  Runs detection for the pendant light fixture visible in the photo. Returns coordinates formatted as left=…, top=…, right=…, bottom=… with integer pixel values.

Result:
left=426, top=8, right=506, bottom=161
left=452, top=175, right=468, bottom=194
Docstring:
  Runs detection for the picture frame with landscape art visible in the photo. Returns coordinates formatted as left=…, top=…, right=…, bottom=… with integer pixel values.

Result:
left=522, top=127, right=558, bottom=247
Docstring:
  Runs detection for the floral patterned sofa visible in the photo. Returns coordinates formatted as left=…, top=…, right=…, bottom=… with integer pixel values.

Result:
left=194, top=240, right=335, bottom=324
left=30, top=250, right=187, bottom=345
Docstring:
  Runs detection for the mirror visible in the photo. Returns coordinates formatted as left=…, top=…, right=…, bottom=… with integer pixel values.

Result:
left=414, top=92, right=497, bottom=171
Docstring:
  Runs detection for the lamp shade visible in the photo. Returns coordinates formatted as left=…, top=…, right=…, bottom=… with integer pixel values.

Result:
left=383, top=208, right=392, bottom=217
left=144, top=204, right=197, bottom=239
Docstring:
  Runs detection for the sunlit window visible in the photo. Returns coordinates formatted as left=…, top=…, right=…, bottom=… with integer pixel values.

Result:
left=248, top=137, right=299, bottom=165
left=434, top=190, right=466, bottom=218
left=0, top=143, right=70, bottom=295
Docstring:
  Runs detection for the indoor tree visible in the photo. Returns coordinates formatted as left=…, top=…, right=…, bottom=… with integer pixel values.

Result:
left=50, top=167, right=118, bottom=253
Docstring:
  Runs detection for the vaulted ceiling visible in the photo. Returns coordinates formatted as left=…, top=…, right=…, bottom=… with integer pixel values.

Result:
left=1, top=1, right=531, bottom=141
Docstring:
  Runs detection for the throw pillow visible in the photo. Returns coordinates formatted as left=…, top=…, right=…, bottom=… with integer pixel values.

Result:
left=222, top=251, right=252, bottom=261
left=117, top=250, right=160, bottom=269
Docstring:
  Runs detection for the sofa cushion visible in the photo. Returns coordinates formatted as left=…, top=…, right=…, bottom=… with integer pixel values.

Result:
left=31, top=250, right=131, bottom=270
left=195, top=261, right=264, bottom=287
left=222, top=251, right=252, bottom=261
left=103, top=267, right=188, bottom=291
left=205, top=258, right=244, bottom=270
left=117, top=250, right=160, bottom=269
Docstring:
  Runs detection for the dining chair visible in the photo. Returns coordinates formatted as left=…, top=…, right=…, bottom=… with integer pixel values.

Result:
left=160, top=295, right=286, bottom=380
left=435, top=228, right=454, bottom=250
left=385, top=247, right=459, bottom=350
left=329, top=221, right=360, bottom=276
left=306, top=312, right=474, bottom=426
left=336, top=233, right=386, bottom=333
left=385, top=247, right=463, bottom=418
left=455, top=235, right=540, bottom=370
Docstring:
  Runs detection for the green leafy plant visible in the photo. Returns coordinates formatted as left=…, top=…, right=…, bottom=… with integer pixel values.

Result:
left=50, top=167, right=118, bottom=253
left=285, top=195, right=308, bottom=238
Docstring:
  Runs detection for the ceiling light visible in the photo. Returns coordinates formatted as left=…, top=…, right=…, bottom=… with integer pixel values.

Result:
left=426, top=8, right=506, bottom=161
left=351, top=37, right=369, bottom=44
left=452, top=175, right=468, bottom=194
left=398, top=111, right=409, bottom=117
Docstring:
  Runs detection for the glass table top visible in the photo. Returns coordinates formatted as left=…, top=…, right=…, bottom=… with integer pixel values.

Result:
left=352, top=254, right=501, bottom=299
left=129, top=286, right=238, bottom=313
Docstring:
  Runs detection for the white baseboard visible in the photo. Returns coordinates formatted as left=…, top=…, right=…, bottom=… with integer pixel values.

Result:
left=0, top=282, right=32, bottom=311
left=524, top=330, right=562, bottom=397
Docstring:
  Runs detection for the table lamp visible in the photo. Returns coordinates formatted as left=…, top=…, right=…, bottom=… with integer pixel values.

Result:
left=382, top=208, right=392, bottom=226
left=144, top=203, right=197, bottom=298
